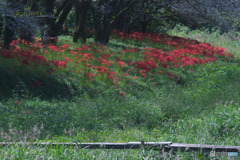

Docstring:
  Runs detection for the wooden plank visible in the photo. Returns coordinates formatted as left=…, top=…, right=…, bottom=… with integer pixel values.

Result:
left=1, top=142, right=239, bottom=153
left=0, top=142, right=172, bottom=150
left=166, top=143, right=240, bottom=153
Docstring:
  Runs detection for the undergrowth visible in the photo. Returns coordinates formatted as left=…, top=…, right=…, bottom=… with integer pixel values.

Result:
left=0, top=28, right=239, bottom=159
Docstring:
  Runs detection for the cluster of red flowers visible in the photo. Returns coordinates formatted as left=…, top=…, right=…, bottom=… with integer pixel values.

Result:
left=112, top=30, right=234, bottom=79
left=0, top=38, right=68, bottom=75
left=0, top=30, right=235, bottom=95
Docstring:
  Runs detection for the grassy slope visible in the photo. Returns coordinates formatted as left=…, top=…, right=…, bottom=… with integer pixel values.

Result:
left=0, top=29, right=240, bottom=159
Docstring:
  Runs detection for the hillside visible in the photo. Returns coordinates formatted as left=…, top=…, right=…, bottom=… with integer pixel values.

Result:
left=0, top=30, right=240, bottom=159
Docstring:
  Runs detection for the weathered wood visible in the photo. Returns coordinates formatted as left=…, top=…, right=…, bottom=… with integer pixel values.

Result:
left=166, top=143, right=240, bottom=153
left=0, top=142, right=239, bottom=154
left=0, top=142, right=171, bottom=150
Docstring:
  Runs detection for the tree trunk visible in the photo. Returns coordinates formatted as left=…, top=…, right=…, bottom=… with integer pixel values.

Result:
left=0, top=14, right=3, bottom=39
left=93, top=9, right=111, bottom=44
left=3, top=17, right=16, bottom=48
left=3, top=0, right=16, bottom=48
left=141, top=21, right=149, bottom=33
left=19, top=0, right=33, bottom=42
left=19, top=27, right=33, bottom=42
left=93, top=0, right=137, bottom=44
left=73, top=0, right=91, bottom=43
left=48, top=0, right=74, bottom=38
left=114, top=15, right=125, bottom=32
left=114, top=14, right=132, bottom=34
left=40, top=0, right=55, bottom=44
left=123, top=23, right=133, bottom=34
left=30, top=0, right=39, bottom=12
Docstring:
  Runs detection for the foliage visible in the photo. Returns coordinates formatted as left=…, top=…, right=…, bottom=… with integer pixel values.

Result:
left=171, top=0, right=240, bottom=33
left=1, top=0, right=240, bottom=47
left=168, top=25, right=240, bottom=57
left=0, top=29, right=240, bottom=158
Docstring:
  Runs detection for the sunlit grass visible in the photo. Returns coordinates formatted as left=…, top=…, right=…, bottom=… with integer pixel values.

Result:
left=0, top=28, right=240, bottom=158
left=168, top=25, right=240, bottom=58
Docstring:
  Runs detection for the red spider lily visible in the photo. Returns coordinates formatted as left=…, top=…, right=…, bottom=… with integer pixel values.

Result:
left=0, top=49, right=14, bottom=58
left=50, top=60, right=66, bottom=68
left=16, top=101, right=20, bottom=104
left=121, top=73, right=129, bottom=77
left=113, top=77, right=119, bottom=85
left=0, top=31, right=235, bottom=90
left=85, top=64, right=92, bottom=68
left=107, top=71, right=118, bottom=79
left=98, top=58, right=113, bottom=66
left=117, top=61, right=126, bottom=68
left=133, top=60, right=157, bottom=71
left=48, top=45, right=58, bottom=52
left=47, top=37, right=58, bottom=41
left=34, top=81, right=42, bottom=87
left=30, top=80, right=42, bottom=88
left=82, top=53, right=89, bottom=58
left=101, top=53, right=112, bottom=59
left=25, top=110, right=30, bottom=114
left=96, top=66, right=108, bottom=73
left=120, top=91, right=124, bottom=97
left=157, top=71, right=163, bottom=74
left=9, top=39, right=19, bottom=46
left=84, top=72, right=97, bottom=81
left=64, top=57, right=69, bottom=61
left=70, top=50, right=77, bottom=55
left=127, top=60, right=132, bottom=65
left=60, top=44, right=70, bottom=49
left=139, top=70, right=147, bottom=77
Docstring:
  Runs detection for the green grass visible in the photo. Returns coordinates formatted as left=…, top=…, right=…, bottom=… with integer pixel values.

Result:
left=168, top=25, right=240, bottom=58
left=0, top=28, right=240, bottom=159
left=0, top=144, right=224, bottom=159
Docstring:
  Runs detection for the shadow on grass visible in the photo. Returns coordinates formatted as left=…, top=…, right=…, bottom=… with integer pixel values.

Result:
left=0, top=66, right=77, bottom=101
left=0, top=66, right=79, bottom=139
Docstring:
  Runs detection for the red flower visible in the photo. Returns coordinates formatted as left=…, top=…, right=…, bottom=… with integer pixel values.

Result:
left=60, top=44, right=70, bottom=49
left=25, top=110, right=29, bottom=114
left=48, top=45, right=58, bottom=52
left=120, top=91, right=124, bottom=97
left=121, top=73, right=129, bottom=77
left=34, top=81, right=42, bottom=87
left=16, top=101, right=20, bottom=104
left=64, top=57, right=69, bottom=61
left=63, top=26, right=66, bottom=30
left=133, top=76, right=137, bottom=79
left=47, top=37, right=58, bottom=41
left=117, top=61, right=126, bottom=68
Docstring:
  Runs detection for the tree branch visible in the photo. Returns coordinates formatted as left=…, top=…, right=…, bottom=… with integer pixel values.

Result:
left=110, top=0, right=137, bottom=25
